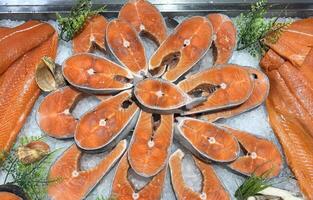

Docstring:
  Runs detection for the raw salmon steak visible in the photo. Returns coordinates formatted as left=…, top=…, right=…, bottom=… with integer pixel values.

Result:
left=128, top=111, right=173, bottom=177
left=0, top=185, right=28, bottom=200
left=0, top=28, right=58, bottom=153
left=201, top=67, right=269, bottom=122
left=0, top=192, right=22, bottom=200
left=149, top=16, right=213, bottom=82
left=260, top=48, right=313, bottom=198
left=0, top=20, right=55, bottom=75
left=119, top=0, right=167, bottom=45
left=178, top=64, right=254, bottom=115
left=106, top=19, right=147, bottom=76
left=207, top=13, right=236, bottom=65
left=37, top=86, right=82, bottom=139
left=73, top=15, right=108, bottom=53
left=225, top=127, right=282, bottom=178
left=62, top=53, right=134, bottom=94
left=175, top=118, right=239, bottom=162
left=48, top=140, right=127, bottom=200
left=75, top=90, right=140, bottom=151
left=111, top=154, right=167, bottom=200
left=169, top=149, right=230, bottom=200
left=134, top=78, right=189, bottom=113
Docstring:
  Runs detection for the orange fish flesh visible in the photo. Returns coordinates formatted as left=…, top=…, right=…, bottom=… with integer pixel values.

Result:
left=207, top=13, right=236, bottom=65
left=149, top=16, right=213, bottom=82
left=37, top=86, right=82, bottom=139
left=73, top=15, right=108, bottom=54
left=111, top=154, right=167, bottom=200
left=62, top=53, right=134, bottom=94
left=175, top=117, right=239, bottom=162
left=225, top=126, right=283, bottom=178
left=48, top=140, right=127, bottom=200
left=75, top=90, right=140, bottom=151
left=169, top=149, right=230, bottom=200
left=118, top=0, right=167, bottom=45
left=128, top=111, right=173, bottom=177
left=178, top=64, right=254, bottom=115
left=0, top=26, right=57, bottom=153
left=106, top=19, right=147, bottom=77
left=200, top=67, right=269, bottom=122
left=0, top=21, right=55, bottom=75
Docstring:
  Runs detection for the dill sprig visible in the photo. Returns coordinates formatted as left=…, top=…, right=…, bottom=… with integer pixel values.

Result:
left=235, top=171, right=273, bottom=200
left=0, top=136, right=61, bottom=200
left=235, top=0, right=290, bottom=57
left=56, top=0, right=106, bottom=41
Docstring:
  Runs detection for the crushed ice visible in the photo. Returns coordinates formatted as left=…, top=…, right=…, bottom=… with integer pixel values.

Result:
left=0, top=17, right=302, bottom=199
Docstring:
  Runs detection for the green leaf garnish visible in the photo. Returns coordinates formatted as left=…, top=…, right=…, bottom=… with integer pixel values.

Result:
left=235, top=0, right=291, bottom=57
left=56, top=0, right=106, bottom=41
left=0, top=136, right=62, bottom=200
left=235, top=170, right=273, bottom=200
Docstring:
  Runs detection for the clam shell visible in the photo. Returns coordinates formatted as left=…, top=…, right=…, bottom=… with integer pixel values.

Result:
left=35, top=56, right=66, bottom=92
left=16, top=141, right=50, bottom=164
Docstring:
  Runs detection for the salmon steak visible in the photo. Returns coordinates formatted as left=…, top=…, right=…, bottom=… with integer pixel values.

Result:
left=73, top=15, right=108, bottom=54
left=207, top=13, right=236, bottom=65
left=149, top=16, right=213, bottom=82
left=128, top=111, right=173, bottom=177
left=75, top=90, right=140, bottom=151
left=201, top=67, right=269, bottom=122
left=0, top=185, right=28, bottom=200
left=0, top=25, right=58, bottom=153
left=175, top=118, right=239, bottom=162
left=37, top=86, right=83, bottom=139
left=169, top=149, right=230, bottom=200
left=106, top=19, right=147, bottom=76
left=48, top=140, right=127, bottom=200
left=111, top=154, right=167, bottom=200
left=260, top=45, right=313, bottom=198
left=134, top=78, right=192, bottom=113
left=0, top=20, right=55, bottom=75
left=0, top=192, right=22, bottom=200
left=224, top=127, right=282, bottom=178
left=178, top=64, right=254, bottom=115
left=118, top=0, right=167, bottom=46
left=62, top=53, right=134, bottom=94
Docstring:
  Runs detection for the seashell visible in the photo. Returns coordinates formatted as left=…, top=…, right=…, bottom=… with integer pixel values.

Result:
left=35, top=56, right=66, bottom=92
left=16, top=141, right=50, bottom=164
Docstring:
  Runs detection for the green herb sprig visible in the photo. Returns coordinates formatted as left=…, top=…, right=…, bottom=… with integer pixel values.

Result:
left=235, top=171, right=272, bottom=200
left=56, top=0, right=106, bottom=41
left=0, top=136, right=61, bottom=200
left=235, top=0, right=291, bottom=57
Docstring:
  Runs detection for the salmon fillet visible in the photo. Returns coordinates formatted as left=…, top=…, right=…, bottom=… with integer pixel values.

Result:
left=260, top=48, right=313, bottom=199
left=0, top=30, right=58, bottom=153
left=0, top=21, right=55, bottom=75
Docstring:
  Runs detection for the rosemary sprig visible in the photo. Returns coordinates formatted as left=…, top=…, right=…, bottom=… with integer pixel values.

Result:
left=0, top=136, right=61, bottom=200
left=235, top=0, right=291, bottom=57
left=56, top=0, right=106, bottom=41
left=235, top=170, right=273, bottom=200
